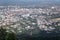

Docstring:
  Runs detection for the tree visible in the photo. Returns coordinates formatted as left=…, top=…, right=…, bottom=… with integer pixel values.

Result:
left=0, top=27, right=6, bottom=40
left=0, top=27, right=18, bottom=40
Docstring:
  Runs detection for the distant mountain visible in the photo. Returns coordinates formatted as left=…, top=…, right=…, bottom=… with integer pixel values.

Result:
left=0, top=0, right=60, bottom=6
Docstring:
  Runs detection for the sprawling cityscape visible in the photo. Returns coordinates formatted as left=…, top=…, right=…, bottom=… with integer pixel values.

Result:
left=0, top=0, right=60, bottom=40
left=0, top=6, right=60, bottom=38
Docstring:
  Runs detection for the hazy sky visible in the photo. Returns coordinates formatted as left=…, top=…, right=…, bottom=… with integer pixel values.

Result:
left=0, top=0, right=60, bottom=6
left=0, top=0, right=60, bottom=1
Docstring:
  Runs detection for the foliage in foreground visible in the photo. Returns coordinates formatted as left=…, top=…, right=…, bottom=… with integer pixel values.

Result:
left=0, top=27, right=18, bottom=40
left=0, top=27, right=60, bottom=40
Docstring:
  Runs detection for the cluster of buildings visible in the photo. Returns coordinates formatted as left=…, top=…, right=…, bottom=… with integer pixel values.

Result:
left=0, top=6, right=60, bottom=34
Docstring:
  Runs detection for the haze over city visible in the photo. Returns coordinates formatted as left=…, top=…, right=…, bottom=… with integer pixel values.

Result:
left=0, top=0, right=60, bottom=6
